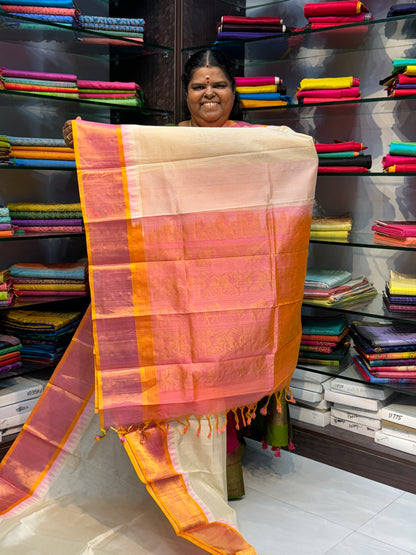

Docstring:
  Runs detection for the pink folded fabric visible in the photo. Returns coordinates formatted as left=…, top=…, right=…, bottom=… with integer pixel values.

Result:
left=308, top=14, right=368, bottom=23
left=310, top=22, right=369, bottom=30
left=398, top=74, right=416, bottom=84
left=0, top=68, right=77, bottom=82
left=315, top=141, right=364, bottom=153
left=297, top=87, right=360, bottom=99
left=371, top=221, right=416, bottom=237
left=382, top=154, right=416, bottom=168
left=304, top=1, right=368, bottom=18
left=77, top=80, right=141, bottom=90
left=235, top=77, right=282, bottom=87
left=0, top=5, right=75, bottom=15
left=78, top=93, right=137, bottom=98
left=318, top=166, right=368, bottom=173
left=301, top=96, right=360, bottom=103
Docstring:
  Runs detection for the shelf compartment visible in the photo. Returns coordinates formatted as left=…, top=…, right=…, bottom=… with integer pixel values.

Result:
left=309, top=232, right=416, bottom=251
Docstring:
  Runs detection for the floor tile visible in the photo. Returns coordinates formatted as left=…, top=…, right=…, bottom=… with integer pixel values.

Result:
left=324, top=531, right=415, bottom=555
left=241, top=438, right=404, bottom=529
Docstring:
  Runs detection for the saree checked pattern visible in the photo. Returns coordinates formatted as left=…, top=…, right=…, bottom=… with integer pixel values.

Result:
left=0, top=119, right=317, bottom=555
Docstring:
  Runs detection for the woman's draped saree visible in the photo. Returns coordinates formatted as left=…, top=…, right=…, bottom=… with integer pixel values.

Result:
left=0, top=121, right=317, bottom=554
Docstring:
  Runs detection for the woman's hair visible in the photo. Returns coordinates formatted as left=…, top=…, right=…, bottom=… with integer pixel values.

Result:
left=181, top=48, right=243, bottom=121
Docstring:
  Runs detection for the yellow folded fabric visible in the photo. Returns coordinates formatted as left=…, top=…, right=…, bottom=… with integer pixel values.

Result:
left=404, top=66, right=416, bottom=76
left=311, top=214, right=353, bottom=231
left=389, top=270, right=416, bottom=295
left=10, top=150, right=75, bottom=161
left=310, top=230, right=349, bottom=239
left=14, top=283, right=86, bottom=291
left=298, top=77, right=355, bottom=91
left=7, top=202, right=81, bottom=212
left=240, top=100, right=287, bottom=108
left=11, top=146, right=74, bottom=153
left=236, top=85, right=277, bottom=94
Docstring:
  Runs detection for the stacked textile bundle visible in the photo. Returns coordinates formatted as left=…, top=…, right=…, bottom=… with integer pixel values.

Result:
left=375, top=394, right=416, bottom=455
left=216, top=15, right=286, bottom=41
left=0, top=0, right=78, bottom=26
left=7, top=136, right=75, bottom=169
left=7, top=202, right=82, bottom=233
left=296, top=76, right=361, bottom=104
left=387, top=4, right=416, bottom=17
left=382, top=141, right=416, bottom=173
left=303, top=268, right=377, bottom=308
left=372, top=220, right=416, bottom=246
left=0, top=206, right=12, bottom=238
left=0, top=68, right=79, bottom=100
left=0, top=269, right=13, bottom=307
left=77, top=15, right=144, bottom=46
left=350, top=320, right=416, bottom=384
left=235, top=76, right=292, bottom=108
left=77, top=79, right=143, bottom=107
left=380, top=58, right=416, bottom=98
left=310, top=213, right=353, bottom=241
left=0, top=334, right=22, bottom=376
left=289, top=368, right=333, bottom=427
left=0, top=135, right=11, bottom=165
left=9, top=262, right=88, bottom=299
left=298, top=314, right=350, bottom=368
left=382, top=270, right=416, bottom=314
left=0, top=308, right=83, bottom=370
left=315, top=140, right=370, bottom=173
left=326, top=373, right=394, bottom=438
left=304, top=1, right=371, bottom=30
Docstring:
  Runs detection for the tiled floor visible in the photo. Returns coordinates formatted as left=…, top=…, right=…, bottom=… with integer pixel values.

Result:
left=230, top=438, right=416, bottom=555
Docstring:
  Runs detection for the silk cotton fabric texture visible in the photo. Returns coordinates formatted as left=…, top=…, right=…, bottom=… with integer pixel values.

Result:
left=0, top=120, right=317, bottom=554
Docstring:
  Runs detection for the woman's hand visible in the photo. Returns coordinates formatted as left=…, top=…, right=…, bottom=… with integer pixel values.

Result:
left=62, top=116, right=81, bottom=148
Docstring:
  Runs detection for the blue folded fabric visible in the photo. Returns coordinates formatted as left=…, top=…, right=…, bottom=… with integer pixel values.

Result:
left=12, top=158, right=76, bottom=168
left=387, top=4, right=416, bottom=17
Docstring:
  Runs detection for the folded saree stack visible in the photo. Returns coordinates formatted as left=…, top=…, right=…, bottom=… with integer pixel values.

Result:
left=8, top=261, right=88, bottom=298
left=0, top=0, right=79, bottom=27
left=7, top=135, right=75, bottom=168
left=315, top=140, right=370, bottom=173
left=0, top=206, right=13, bottom=238
left=77, top=15, right=144, bottom=46
left=298, top=314, right=350, bottom=367
left=0, top=135, right=11, bottom=165
left=297, top=76, right=361, bottom=104
left=372, top=219, right=416, bottom=246
left=0, top=269, right=13, bottom=307
left=303, top=1, right=371, bottom=31
left=7, top=202, right=82, bottom=233
left=0, top=67, right=79, bottom=100
left=0, top=307, right=83, bottom=370
left=0, top=334, right=22, bottom=375
left=77, top=79, right=143, bottom=107
left=350, top=320, right=416, bottom=384
left=235, top=75, right=293, bottom=108
left=382, top=270, right=416, bottom=314
left=310, top=213, right=352, bottom=240
left=380, top=58, right=416, bottom=98
left=382, top=141, right=416, bottom=173
left=304, top=267, right=377, bottom=308
left=216, top=15, right=286, bottom=41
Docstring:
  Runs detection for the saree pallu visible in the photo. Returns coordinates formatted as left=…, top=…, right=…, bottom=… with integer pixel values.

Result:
left=0, top=121, right=317, bottom=554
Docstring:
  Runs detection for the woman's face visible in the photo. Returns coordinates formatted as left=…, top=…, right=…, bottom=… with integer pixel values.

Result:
left=186, top=66, right=235, bottom=127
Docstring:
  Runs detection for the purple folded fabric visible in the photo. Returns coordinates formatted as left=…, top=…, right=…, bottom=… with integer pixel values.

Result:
left=0, top=67, right=77, bottom=82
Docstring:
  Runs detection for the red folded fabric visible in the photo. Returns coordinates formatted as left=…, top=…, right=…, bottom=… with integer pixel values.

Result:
left=390, top=89, right=416, bottom=97
left=371, top=221, right=416, bottom=237
left=304, top=1, right=368, bottom=18
left=318, top=166, right=368, bottom=173
left=398, top=74, right=416, bottom=84
left=386, top=164, right=416, bottom=173
left=315, top=141, right=364, bottom=153
left=0, top=5, right=75, bottom=15
left=297, top=87, right=360, bottom=99
left=220, top=16, right=283, bottom=26
left=235, top=76, right=282, bottom=87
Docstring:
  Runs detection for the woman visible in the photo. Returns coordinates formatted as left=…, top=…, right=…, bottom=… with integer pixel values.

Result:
left=63, top=48, right=293, bottom=500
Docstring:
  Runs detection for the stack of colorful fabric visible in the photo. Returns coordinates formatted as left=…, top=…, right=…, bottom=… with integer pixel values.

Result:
left=0, top=68, right=79, bottom=100
left=8, top=262, right=88, bottom=299
left=0, top=269, right=13, bottom=307
left=77, top=79, right=143, bottom=107
left=216, top=15, right=286, bottom=41
left=304, top=268, right=377, bottom=308
left=7, top=136, right=75, bottom=168
left=297, top=76, right=361, bottom=104
left=7, top=202, right=83, bottom=233
left=298, top=315, right=350, bottom=367
left=350, top=320, right=416, bottom=384
left=0, top=206, right=12, bottom=238
left=372, top=220, right=416, bottom=246
left=0, top=135, right=11, bottom=165
left=382, top=141, right=416, bottom=173
left=310, top=213, right=353, bottom=241
left=77, top=15, right=144, bottom=46
left=0, top=334, right=22, bottom=376
left=315, top=140, right=370, bottom=173
left=235, top=76, right=292, bottom=108
left=303, top=1, right=371, bottom=30
left=382, top=270, right=416, bottom=314
left=0, top=0, right=79, bottom=26
left=380, top=58, right=416, bottom=98
left=0, top=308, right=83, bottom=370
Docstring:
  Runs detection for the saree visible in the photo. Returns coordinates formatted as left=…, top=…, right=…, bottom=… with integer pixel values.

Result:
left=0, top=121, right=317, bottom=554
